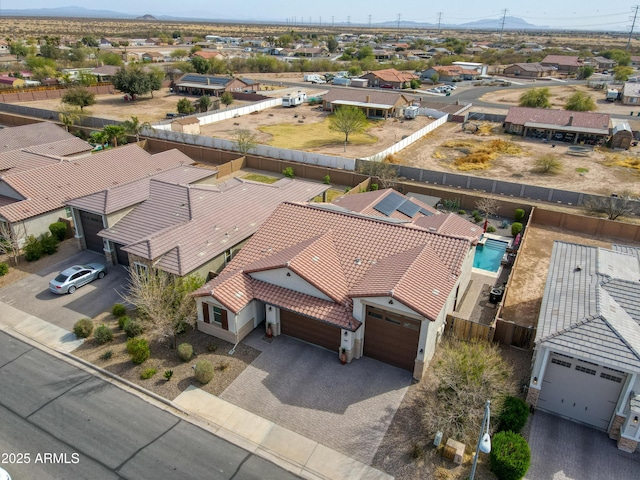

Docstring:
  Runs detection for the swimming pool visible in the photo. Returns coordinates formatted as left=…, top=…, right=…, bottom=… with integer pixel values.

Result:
left=473, top=238, right=508, bottom=272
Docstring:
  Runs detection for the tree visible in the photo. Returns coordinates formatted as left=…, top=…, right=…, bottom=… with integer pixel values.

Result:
left=90, top=130, right=109, bottom=149
left=577, top=65, right=594, bottom=80
left=176, top=98, right=195, bottom=114
left=81, top=36, right=99, bottom=48
left=326, top=36, right=338, bottom=53
left=76, top=71, right=97, bottom=86
left=123, top=268, right=204, bottom=349
left=614, top=65, right=634, bottom=81
left=190, top=55, right=210, bottom=74
left=329, top=105, right=367, bottom=144
left=232, top=129, right=258, bottom=154
left=584, top=192, right=634, bottom=220
left=602, top=49, right=631, bottom=66
left=564, top=91, right=596, bottom=111
left=102, top=125, right=126, bottom=148
left=357, top=160, right=398, bottom=189
left=146, top=67, right=164, bottom=98
left=220, top=91, right=234, bottom=107
left=475, top=197, right=500, bottom=220
left=99, top=52, right=123, bottom=66
left=170, top=49, right=188, bottom=60
left=535, top=154, right=562, bottom=174
left=122, top=116, right=151, bottom=142
left=429, top=73, right=440, bottom=85
left=356, top=45, right=374, bottom=60
left=197, top=95, right=212, bottom=113
left=62, top=88, right=95, bottom=111
left=58, top=105, right=81, bottom=132
left=0, top=221, right=26, bottom=265
left=9, top=42, right=28, bottom=61
left=112, top=66, right=161, bottom=100
left=518, top=87, right=551, bottom=108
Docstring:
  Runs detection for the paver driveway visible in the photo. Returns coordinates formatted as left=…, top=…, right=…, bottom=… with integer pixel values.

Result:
left=526, top=411, right=640, bottom=480
left=221, top=333, right=412, bottom=464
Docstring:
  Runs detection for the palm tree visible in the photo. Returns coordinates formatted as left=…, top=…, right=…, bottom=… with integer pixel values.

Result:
left=58, top=107, right=80, bottom=132
left=102, top=125, right=126, bottom=148
left=90, top=130, right=109, bottom=150
left=121, top=116, right=151, bottom=142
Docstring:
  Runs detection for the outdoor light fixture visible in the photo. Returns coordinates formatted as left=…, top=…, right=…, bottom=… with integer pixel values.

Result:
left=268, top=306, right=272, bottom=311
left=470, top=400, right=491, bottom=480
left=634, top=416, right=639, bottom=425
left=388, top=299, right=394, bottom=304
left=419, top=348, right=424, bottom=354
left=286, top=272, right=291, bottom=276
left=533, top=377, right=538, bottom=385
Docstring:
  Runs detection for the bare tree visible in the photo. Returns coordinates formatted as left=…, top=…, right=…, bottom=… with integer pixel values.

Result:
left=232, top=129, right=258, bottom=155
left=584, top=192, right=635, bottom=220
left=475, top=197, right=500, bottom=219
left=357, top=160, right=398, bottom=189
left=0, top=221, right=26, bottom=265
left=123, top=268, right=205, bottom=349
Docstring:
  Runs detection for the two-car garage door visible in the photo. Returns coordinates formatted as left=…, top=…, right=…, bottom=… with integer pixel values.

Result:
left=538, top=353, right=627, bottom=431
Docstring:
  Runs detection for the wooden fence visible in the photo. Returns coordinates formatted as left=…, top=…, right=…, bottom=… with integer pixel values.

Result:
left=493, top=319, right=537, bottom=350
left=445, top=315, right=495, bottom=342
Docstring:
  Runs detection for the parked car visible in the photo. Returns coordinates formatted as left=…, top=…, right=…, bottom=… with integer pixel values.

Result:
left=49, top=263, right=107, bottom=294
left=380, top=84, right=394, bottom=89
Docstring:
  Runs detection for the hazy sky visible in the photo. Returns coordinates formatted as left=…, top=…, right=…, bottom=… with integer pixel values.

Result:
left=0, top=1, right=636, bottom=30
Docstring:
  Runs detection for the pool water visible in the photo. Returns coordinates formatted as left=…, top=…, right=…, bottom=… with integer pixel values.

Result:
left=473, top=238, right=508, bottom=272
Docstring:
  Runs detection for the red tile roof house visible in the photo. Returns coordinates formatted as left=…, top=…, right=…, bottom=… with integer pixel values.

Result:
left=321, top=90, right=414, bottom=119
left=540, top=55, right=583, bottom=73
left=359, top=68, right=418, bottom=89
left=504, top=106, right=611, bottom=144
left=69, top=175, right=327, bottom=279
left=0, top=143, right=193, bottom=246
left=421, top=65, right=480, bottom=82
left=193, top=189, right=481, bottom=380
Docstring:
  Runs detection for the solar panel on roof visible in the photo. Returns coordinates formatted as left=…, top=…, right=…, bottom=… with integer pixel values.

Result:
left=373, top=192, right=405, bottom=216
left=397, top=199, right=421, bottom=217
left=419, top=208, right=434, bottom=216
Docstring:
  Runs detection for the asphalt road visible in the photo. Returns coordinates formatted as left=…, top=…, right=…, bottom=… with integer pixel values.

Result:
left=0, top=331, right=300, bottom=480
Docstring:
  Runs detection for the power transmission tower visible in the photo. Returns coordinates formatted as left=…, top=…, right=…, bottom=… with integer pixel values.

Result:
left=332, top=16, right=334, bottom=28
left=397, top=13, right=401, bottom=31
left=436, top=12, right=442, bottom=36
left=498, top=9, right=508, bottom=44
left=347, top=16, right=350, bottom=27
left=627, top=5, right=640, bottom=50
left=369, top=14, right=372, bottom=29
left=320, top=16, right=322, bottom=26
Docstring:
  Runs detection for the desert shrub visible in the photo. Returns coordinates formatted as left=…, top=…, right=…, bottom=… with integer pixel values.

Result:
left=24, top=235, right=44, bottom=262
left=458, top=210, right=466, bottom=215
left=497, top=396, right=530, bottom=434
left=141, top=368, right=157, bottom=379
left=473, top=214, right=483, bottom=223
left=164, top=369, right=174, bottom=381
left=126, top=337, right=150, bottom=364
left=73, top=318, right=94, bottom=338
left=49, top=222, right=67, bottom=242
left=39, top=233, right=58, bottom=255
left=217, top=361, right=230, bottom=371
left=194, top=359, right=214, bottom=384
left=487, top=225, right=497, bottom=233
left=511, top=222, right=523, bottom=237
left=490, top=431, right=531, bottom=480
left=178, top=343, right=193, bottom=362
left=0, top=263, right=8, bottom=276
left=94, top=324, right=114, bottom=345
left=207, top=342, right=218, bottom=352
left=514, top=209, right=525, bottom=222
left=112, top=303, right=127, bottom=318
left=117, top=315, right=131, bottom=330
left=282, top=166, right=294, bottom=178
left=123, top=319, right=144, bottom=338
left=322, top=175, right=331, bottom=184
left=370, top=183, right=379, bottom=191
left=535, top=154, right=562, bottom=174
left=410, top=443, right=425, bottom=460
left=100, top=350, right=113, bottom=361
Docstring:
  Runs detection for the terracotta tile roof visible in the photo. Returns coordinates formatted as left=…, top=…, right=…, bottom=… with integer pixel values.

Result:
left=321, top=89, right=412, bottom=106
left=0, top=122, right=88, bottom=153
left=195, top=202, right=471, bottom=326
left=22, top=137, right=93, bottom=158
left=332, top=189, right=438, bottom=221
left=505, top=107, right=610, bottom=130
left=362, top=68, right=418, bottom=83
left=506, top=63, right=555, bottom=73
left=0, top=145, right=193, bottom=223
left=431, top=65, right=478, bottom=76
left=191, top=50, right=225, bottom=60
left=413, top=213, right=483, bottom=242
left=100, top=178, right=328, bottom=276
left=541, top=55, right=582, bottom=67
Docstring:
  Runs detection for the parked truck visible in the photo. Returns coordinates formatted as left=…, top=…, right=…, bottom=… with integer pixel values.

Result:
left=282, top=91, right=308, bottom=107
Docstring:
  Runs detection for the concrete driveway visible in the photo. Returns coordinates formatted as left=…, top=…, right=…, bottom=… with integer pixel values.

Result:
left=526, top=411, right=640, bottom=480
left=0, top=250, right=127, bottom=331
left=221, top=332, right=412, bottom=465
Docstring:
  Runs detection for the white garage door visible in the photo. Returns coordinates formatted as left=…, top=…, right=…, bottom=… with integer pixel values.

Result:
left=538, top=353, right=627, bottom=431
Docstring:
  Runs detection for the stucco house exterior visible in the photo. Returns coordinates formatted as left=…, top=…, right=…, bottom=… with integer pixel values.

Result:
left=526, top=241, right=640, bottom=453
left=540, top=55, right=582, bottom=73
left=193, top=190, right=480, bottom=380
left=622, top=82, right=640, bottom=106
left=321, top=90, right=413, bottom=118
left=359, top=68, right=418, bottom=89
left=503, top=63, right=555, bottom=78
left=173, top=73, right=254, bottom=96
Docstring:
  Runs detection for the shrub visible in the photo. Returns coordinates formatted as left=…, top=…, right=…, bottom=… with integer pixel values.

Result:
left=473, top=214, right=483, bottom=224
left=535, top=154, right=562, bottom=174
left=117, top=315, right=131, bottom=330
left=127, top=337, right=150, bottom=364
left=164, top=369, right=174, bottom=381
left=322, top=175, right=331, bottom=185
left=370, top=183, right=379, bottom=191
left=458, top=210, right=466, bottom=215
left=24, top=235, right=44, bottom=262
left=141, top=368, right=157, bottom=379
left=282, top=166, right=294, bottom=178
left=73, top=318, right=93, bottom=338
left=0, top=263, right=8, bottom=277
left=487, top=225, right=497, bottom=233
left=100, top=350, right=113, bottom=361
left=39, top=233, right=58, bottom=255
left=124, top=319, right=144, bottom=338
left=497, top=396, right=530, bottom=434
left=410, top=443, right=425, bottom=460
left=194, top=359, right=214, bottom=384
left=511, top=222, right=523, bottom=237
left=490, top=431, right=531, bottom=480
left=207, top=342, right=218, bottom=353
left=94, top=324, right=114, bottom=345
left=514, top=209, right=525, bottom=223
left=178, top=342, right=193, bottom=362
left=217, top=361, right=230, bottom=371
left=48, top=222, right=67, bottom=242
left=112, top=303, right=127, bottom=318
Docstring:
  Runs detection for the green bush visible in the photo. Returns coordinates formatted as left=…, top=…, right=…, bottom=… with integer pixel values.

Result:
left=490, top=431, right=531, bottom=480
left=511, top=222, right=523, bottom=237
left=497, top=396, right=530, bottom=434
left=487, top=225, right=497, bottom=233
left=0, top=263, right=8, bottom=276
left=178, top=343, right=193, bottom=362
left=100, top=350, right=113, bottom=361
left=458, top=209, right=466, bottom=215
left=112, top=303, right=127, bottom=318
left=322, top=175, right=331, bottom=185
left=164, top=369, right=174, bottom=381
left=282, top=166, right=294, bottom=178
left=49, top=222, right=67, bottom=242
left=141, top=368, right=157, bottom=379
left=514, top=209, right=525, bottom=222
left=370, top=183, right=379, bottom=191
left=94, top=324, right=114, bottom=345
left=126, top=337, right=150, bottom=364
left=24, top=235, right=44, bottom=262
left=123, top=319, right=144, bottom=338
left=473, top=214, right=483, bottom=224
left=39, top=233, right=58, bottom=255
left=117, top=315, right=130, bottom=330
left=194, top=359, right=214, bottom=384
left=73, top=318, right=94, bottom=338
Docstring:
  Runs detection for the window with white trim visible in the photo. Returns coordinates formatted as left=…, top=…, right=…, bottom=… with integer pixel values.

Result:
left=134, top=262, right=148, bottom=276
left=224, top=248, right=233, bottom=265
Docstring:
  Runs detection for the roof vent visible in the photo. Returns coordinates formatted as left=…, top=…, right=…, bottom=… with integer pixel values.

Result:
left=312, top=256, right=320, bottom=262
left=432, top=289, right=440, bottom=296
left=575, top=265, right=582, bottom=272
left=428, top=227, right=437, bottom=232
left=354, top=258, right=362, bottom=265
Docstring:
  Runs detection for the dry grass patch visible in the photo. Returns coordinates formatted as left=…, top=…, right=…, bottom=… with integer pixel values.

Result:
left=440, top=139, right=523, bottom=171
left=258, top=119, right=378, bottom=150
left=604, top=151, right=640, bottom=171
left=241, top=173, right=280, bottom=184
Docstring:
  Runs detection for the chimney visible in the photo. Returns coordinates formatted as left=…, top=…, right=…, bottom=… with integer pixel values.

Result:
left=568, top=114, right=574, bottom=126
left=366, top=95, right=371, bottom=103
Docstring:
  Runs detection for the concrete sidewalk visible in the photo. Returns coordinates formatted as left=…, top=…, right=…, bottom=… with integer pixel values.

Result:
left=0, top=302, right=392, bottom=480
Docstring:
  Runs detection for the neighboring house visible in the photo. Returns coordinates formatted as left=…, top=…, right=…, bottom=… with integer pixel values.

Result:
left=373, top=49, right=393, bottom=60
left=0, top=143, right=193, bottom=244
left=0, top=76, right=25, bottom=88
left=540, top=55, right=582, bottom=73
left=74, top=176, right=328, bottom=279
left=359, top=68, right=418, bottom=89
left=631, top=56, right=640, bottom=68
left=321, top=89, right=413, bottom=118
left=91, top=65, right=121, bottom=82
left=427, top=47, right=452, bottom=55
left=293, top=47, right=328, bottom=58
left=421, top=65, right=479, bottom=82
left=503, top=63, right=555, bottom=78
left=191, top=50, right=226, bottom=61
left=141, top=52, right=164, bottom=62
left=584, top=56, right=616, bottom=71
left=99, top=38, right=113, bottom=47
left=504, top=107, right=610, bottom=144
left=452, top=61, right=487, bottom=76
left=622, top=82, right=640, bottom=105
left=193, top=190, right=479, bottom=380
left=526, top=241, right=640, bottom=453
left=173, top=73, right=251, bottom=96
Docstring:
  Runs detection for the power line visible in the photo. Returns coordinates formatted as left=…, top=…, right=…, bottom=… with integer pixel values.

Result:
left=498, top=9, right=508, bottom=44
left=628, top=5, right=639, bottom=50
left=436, top=12, right=443, bottom=36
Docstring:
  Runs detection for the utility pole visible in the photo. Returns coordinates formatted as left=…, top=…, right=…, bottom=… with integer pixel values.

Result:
left=627, top=5, right=640, bottom=50
left=319, top=16, right=322, bottom=26
left=347, top=16, right=351, bottom=27
left=397, top=13, right=401, bottom=31
left=498, top=9, right=508, bottom=45
left=436, top=12, right=442, bottom=37
left=332, top=16, right=334, bottom=28
left=369, top=14, right=372, bottom=29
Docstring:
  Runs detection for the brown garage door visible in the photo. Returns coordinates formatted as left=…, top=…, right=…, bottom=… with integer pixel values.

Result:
left=79, top=210, right=104, bottom=253
left=113, top=243, right=130, bottom=266
left=280, top=310, right=341, bottom=352
left=364, top=306, right=421, bottom=371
